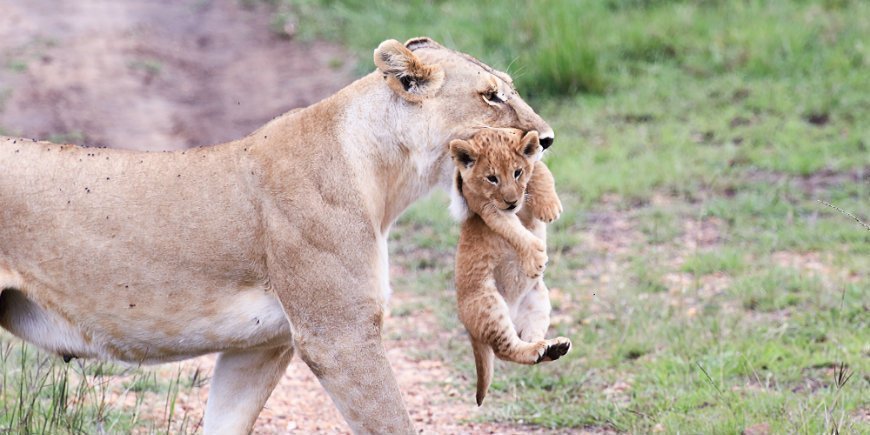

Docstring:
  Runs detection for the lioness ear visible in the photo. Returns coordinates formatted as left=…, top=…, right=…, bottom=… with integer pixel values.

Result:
left=404, top=36, right=442, bottom=51
left=374, top=39, right=445, bottom=102
left=449, top=139, right=477, bottom=168
left=519, top=131, right=542, bottom=158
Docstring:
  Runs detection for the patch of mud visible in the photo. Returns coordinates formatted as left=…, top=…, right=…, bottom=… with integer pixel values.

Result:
left=0, top=0, right=353, bottom=150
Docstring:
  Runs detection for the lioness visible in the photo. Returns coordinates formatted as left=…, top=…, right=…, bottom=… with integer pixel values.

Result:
left=0, top=37, right=552, bottom=434
left=450, top=128, right=570, bottom=406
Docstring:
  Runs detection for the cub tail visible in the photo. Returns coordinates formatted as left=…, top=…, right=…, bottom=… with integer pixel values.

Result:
left=472, top=337, right=494, bottom=406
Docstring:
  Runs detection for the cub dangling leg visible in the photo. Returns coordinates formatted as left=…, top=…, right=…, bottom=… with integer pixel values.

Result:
left=460, top=281, right=571, bottom=405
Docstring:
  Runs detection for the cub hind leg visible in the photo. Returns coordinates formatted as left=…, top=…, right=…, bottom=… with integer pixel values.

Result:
left=513, top=281, right=554, bottom=342
left=460, top=283, right=571, bottom=405
left=512, top=282, right=572, bottom=364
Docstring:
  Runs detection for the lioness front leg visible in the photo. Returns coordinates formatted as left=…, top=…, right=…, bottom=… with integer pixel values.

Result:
left=479, top=204, right=547, bottom=278
left=204, top=346, right=294, bottom=434
left=289, top=297, right=412, bottom=434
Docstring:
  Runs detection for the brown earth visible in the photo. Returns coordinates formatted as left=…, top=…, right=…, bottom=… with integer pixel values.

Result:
left=0, top=0, right=352, bottom=150
left=0, top=1, right=569, bottom=433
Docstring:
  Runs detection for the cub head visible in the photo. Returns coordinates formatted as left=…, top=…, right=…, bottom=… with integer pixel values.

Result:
left=373, top=37, right=554, bottom=152
left=449, top=129, right=541, bottom=218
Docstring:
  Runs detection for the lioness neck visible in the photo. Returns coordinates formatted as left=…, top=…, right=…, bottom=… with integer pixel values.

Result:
left=336, top=74, right=453, bottom=233
left=249, top=72, right=451, bottom=235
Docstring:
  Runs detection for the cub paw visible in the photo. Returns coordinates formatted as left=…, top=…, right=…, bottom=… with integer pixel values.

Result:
left=535, top=337, right=572, bottom=363
left=532, top=196, right=563, bottom=223
left=520, top=237, right=548, bottom=278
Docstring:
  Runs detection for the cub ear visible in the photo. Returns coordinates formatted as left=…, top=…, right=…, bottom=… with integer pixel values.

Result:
left=519, top=131, right=542, bottom=159
left=449, top=139, right=478, bottom=168
left=374, top=39, right=445, bottom=102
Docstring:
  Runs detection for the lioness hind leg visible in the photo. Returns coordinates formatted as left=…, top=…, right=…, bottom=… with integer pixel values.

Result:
left=204, top=346, right=293, bottom=435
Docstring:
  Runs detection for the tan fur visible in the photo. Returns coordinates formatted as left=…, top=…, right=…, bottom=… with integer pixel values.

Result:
left=450, top=129, right=570, bottom=406
left=0, top=37, right=553, bottom=434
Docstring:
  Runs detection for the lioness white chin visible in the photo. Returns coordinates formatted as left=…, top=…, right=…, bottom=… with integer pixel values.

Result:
left=0, top=37, right=552, bottom=434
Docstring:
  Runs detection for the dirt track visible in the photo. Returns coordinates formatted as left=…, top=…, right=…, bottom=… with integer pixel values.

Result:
left=0, top=0, right=352, bottom=150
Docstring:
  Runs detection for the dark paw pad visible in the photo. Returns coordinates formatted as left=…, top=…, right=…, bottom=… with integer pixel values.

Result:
left=539, top=341, right=571, bottom=362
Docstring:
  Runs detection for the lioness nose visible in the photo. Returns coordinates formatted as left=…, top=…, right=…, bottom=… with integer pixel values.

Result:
left=539, top=133, right=554, bottom=149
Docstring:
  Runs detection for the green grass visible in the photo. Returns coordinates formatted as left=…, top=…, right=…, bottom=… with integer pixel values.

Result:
left=682, top=248, right=745, bottom=276
left=5, top=59, right=27, bottom=73
left=0, top=334, right=203, bottom=433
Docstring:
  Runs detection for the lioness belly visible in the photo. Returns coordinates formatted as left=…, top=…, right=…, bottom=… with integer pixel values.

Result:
left=0, top=281, right=291, bottom=364
left=0, top=140, right=293, bottom=363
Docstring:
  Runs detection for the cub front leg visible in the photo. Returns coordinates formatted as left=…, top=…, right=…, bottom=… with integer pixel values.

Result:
left=525, top=161, right=562, bottom=223
left=479, top=204, right=547, bottom=278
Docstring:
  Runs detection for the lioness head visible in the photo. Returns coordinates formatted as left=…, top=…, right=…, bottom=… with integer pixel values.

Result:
left=449, top=128, right=541, bottom=215
left=373, top=37, right=554, bottom=149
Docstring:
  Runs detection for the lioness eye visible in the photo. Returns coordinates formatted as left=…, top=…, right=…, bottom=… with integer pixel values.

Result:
left=484, top=91, right=503, bottom=104
left=486, top=175, right=499, bottom=184
left=514, top=168, right=522, bottom=179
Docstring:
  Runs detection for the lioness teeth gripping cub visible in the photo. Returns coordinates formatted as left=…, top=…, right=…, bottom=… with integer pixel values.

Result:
left=450, top=128, right=571, bottom=406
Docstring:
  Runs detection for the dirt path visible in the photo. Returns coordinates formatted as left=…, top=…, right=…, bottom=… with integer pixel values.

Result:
left=0, top=0, right=352, bottom=150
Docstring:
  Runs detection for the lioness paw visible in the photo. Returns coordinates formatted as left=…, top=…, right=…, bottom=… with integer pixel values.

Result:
left=535, top=337, right=571, bottom=363
left=532, top=196, right=563, bottom=223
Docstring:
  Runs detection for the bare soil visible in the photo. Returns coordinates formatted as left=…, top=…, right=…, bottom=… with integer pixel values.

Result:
left=0, top=0, right=352, bottom=150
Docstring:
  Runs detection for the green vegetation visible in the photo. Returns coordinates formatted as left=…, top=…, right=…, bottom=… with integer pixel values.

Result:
left=5, top=59, right=27, bottom=73
left=0, top=338, right=201, bottom=433
left=128, top=59, right=163, bottom=76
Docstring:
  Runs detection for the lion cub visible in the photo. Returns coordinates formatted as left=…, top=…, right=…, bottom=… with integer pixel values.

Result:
left=450, top=128, right=571, bottom=406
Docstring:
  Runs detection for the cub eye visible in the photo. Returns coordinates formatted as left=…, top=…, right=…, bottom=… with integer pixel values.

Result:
left=484, top=90, right=503, bottom=104
left=486, top=175, right=499, bottom=184
left=514, top=168, right=522, bottom=179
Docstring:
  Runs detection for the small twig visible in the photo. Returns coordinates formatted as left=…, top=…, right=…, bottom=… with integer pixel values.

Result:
left=696, top=362, right=723, bottom=396
left=839, top=285, right=847, bottom=313
left=817, top=200, right=870, bottom=231
left=834, top=362, right=853, bottom=391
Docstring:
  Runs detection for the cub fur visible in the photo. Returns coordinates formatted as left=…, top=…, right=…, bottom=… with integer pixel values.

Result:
left=450, top=128, right=571, bottom=406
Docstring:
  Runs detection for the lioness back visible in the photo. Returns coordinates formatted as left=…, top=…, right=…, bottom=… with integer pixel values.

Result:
left=450, top=128, right=571, bottom=406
